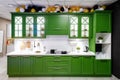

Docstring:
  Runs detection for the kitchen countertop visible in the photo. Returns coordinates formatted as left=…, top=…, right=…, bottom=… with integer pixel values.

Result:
left=7, top=51, right=95, bottom=56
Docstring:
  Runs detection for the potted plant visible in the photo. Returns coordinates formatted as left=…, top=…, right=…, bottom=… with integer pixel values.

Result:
left=98, top=36, right=103, bottom=43
left=76, top=47, right=80, bottom=53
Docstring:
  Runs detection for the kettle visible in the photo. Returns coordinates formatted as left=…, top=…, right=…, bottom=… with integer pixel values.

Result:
left=84, top=46, right=89, bottom=52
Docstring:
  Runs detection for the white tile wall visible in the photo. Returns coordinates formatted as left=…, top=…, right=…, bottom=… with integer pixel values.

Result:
left=13, top=35, right=89, bottom=53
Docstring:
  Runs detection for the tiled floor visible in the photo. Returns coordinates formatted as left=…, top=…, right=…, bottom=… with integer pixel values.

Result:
left=0, top=56, right=120, bottom=80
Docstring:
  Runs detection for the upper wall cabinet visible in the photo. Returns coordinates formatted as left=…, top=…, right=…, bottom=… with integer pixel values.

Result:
left=12, top=16, right=23, bottom=38
left=69, top=15, right=79, bottom=38
left=11, top=13, right=46, bottom=38
left=45, top=14, right=68, bottom=35
left=25, top=16, right=45, bottom=38
left=94, top=11, right=111, bottom=33
left=12, top=13, right=93, bottom=38
left=69, top=14, right=93, bottom=38
left=80, top=14, right=93, bottom=38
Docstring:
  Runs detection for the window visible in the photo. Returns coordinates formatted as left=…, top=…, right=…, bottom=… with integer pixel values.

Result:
left=15, top=16, right=22, bottom=37
left=81, top=17, right=89, bottom=37
left=70, top=16, right=78, bottom=37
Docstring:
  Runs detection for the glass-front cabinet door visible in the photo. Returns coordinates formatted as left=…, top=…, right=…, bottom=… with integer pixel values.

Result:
left=12, top=13, right=46, bottom=38
left=37, top=16, right=45, bottom=37
left=81, top=16, right=89, bottom=38
left=14, top=16, right=23, bottom=37
left=25, top=16, right=34, bottom=37
left=25, top=16, right=45, bottom=38
left=69, top=16, right=78, bottom=38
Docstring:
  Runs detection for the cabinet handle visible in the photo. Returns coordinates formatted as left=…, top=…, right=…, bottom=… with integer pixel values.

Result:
left=55, top=28, right=61, bottom=29
left=53, top=60, right=62, bottom=62
left=53, top=67, right=63, bottom=70
left=72, top=56, right=80, bottom=58
left=9, top=56, right=18, bottom=57
left=100, top=31, right=108, bottom=33
left=22, top=56, right=30, bottom=57
left=35, top=56, right=43, bottom=57
left=53, top=56, right=61, bottom=59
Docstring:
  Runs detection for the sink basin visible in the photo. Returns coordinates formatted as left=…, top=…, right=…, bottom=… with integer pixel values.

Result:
left=35, top=51, right=41, bottom=53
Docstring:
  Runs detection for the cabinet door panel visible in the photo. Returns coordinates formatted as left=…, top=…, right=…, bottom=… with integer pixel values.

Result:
left=82, top=56, right=94, bottom=75
left=95, top=60, right=111, bottom=76
left=12, top=15, right=24, bottom=38
left=95, top=11, right=111, bottom=32
left=46, top=15, right=68, bottom=35
left=69, top=15, right=79, bottom=38
left=20, top=56, right=33, bottom=75
left=33, top=56, right=43, bottom=75
left=8, top=56, right=20, bottom=75
left=71, top=56, right=82, bottom=75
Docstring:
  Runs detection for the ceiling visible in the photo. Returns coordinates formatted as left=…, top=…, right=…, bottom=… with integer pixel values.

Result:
left=0, top=0, right=118, bottom=20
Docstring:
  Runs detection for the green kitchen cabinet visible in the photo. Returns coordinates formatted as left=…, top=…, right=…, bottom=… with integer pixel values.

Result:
left=82, top=56, right=94, bottom=75
left=12, top=14, right=24, bottom=38
left=44, top=56, right=71, bottom=75
left=94, top=11, right=111, bottom=32
left=71, top=56, right=82, bottom=75
left=80, top=14, right=93, bottom=38
left=25, top=15, right=46, bottom=38
left=33, top=56, right=44, bottom=75
left=69, top=15, right=80, bottom=38
left=69, top=13, right=93, bottom=38
left=94, top=60, right=111, bottom=76
left=46, top=14, right=69, bottom=35
left=7, top=56, right=20, bottom=76
left=11, top=13, right=46, bottom=38
left=20, top=56, right=33, bottom=76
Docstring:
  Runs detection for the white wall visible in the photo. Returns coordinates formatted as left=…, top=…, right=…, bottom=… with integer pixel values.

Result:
left=0, top=18, right=11, bottom=56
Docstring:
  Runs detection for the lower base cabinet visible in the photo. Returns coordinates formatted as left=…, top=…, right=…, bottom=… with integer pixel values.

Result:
left=94, top=60, right=111, bottom=76
left=82, top=56, right=94, bottom=75
left=7, top=56, right=111, bottom=76
left=44, top=56, right=71, bottom=75
left=71, top=56, right=82, bottom=75
left=7, top=56, right=20, bottom=76
left=33, top=56, right=43, bottom=75
left=20, top=56, right=33, bottom=76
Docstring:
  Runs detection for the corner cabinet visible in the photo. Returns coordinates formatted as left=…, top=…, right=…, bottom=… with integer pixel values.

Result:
left=11, top=13, right=46, bottom=38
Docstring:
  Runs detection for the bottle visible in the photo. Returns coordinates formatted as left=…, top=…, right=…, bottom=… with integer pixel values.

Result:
left=44, top=46, right=46, bottom=52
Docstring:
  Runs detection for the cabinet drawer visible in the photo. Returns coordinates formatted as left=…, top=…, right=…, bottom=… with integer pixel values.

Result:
left=45, top=61, right=70, bottom=66
left=45, top=56, right=70, bottom=61
left=45, top=66, right=70, bottom=74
